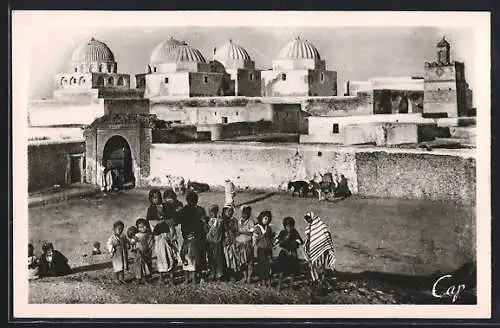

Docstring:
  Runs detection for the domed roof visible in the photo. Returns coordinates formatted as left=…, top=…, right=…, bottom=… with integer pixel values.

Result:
left=214, top=40, right=251, bottom=62
left=166, top=43, right=206, bottom=63
left=71, top=37, right=115, bottom=63
left=150, top=37, right=183, bottom=63
left=278, top=36, right=321, bottom=60
left=437, top=36, right=450, bottom=47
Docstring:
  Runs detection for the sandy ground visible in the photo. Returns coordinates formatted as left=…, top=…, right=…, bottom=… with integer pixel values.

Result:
left=28, top=189, right=476, bottom=304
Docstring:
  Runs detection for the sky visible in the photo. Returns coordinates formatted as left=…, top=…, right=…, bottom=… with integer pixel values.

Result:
left=25, top=25, right=476, bottom=103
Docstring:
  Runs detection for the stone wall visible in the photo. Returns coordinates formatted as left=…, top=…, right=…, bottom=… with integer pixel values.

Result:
left=28, top=99, right=105, bottom=127
left=147, top=143, right=475, bottom=205
left=302, top=93, right=373, bottom=116
left=28, top=141, right=85, bottom=191
left=355, top=151, right=475, bottom=205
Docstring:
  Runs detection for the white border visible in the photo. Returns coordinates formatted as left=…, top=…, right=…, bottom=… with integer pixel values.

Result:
left=12, top=11, right=491, bottom=319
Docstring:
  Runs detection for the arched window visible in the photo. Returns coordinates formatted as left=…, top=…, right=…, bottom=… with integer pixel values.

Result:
left=96, top=76, right=105, bottom=87
left=100, top=63, right=107, bottom=73
left=60, top=77, right=68, bottom=86
left=108, top=64, right=113, bottom=73
left=107, top=77, right=114, bottom=87
left=89, top=63, right=96, bottom=72
left=78, top=76, right=86, bottom=85
left=74, top=66, right=78, bottom=73
left=70, top=77, right=77, bottom=85
left=117, top=76, right=125, bottom=86
left=281, top=73, right=287, bottom=81
left=153, top=67, right=157, bottom=73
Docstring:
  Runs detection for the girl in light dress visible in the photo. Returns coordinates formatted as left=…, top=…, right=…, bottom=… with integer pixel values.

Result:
left=235, top=206, right=255, bottom=283
left=153, top=216, right=178, bottom=285
left=106, top=220, right=129, bottom=283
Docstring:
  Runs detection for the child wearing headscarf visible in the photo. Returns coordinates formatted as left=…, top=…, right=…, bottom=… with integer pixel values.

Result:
left=303, top=212, right=336, bottom=291
left=253, top=211, right=274, bottom=287
left=236, top=206, right=255, bottom=283
left=275, top=216, right=304, bottom=291
left=146, top=188, right=164, bottom=232
left=153, top=215, right=179, bottom=285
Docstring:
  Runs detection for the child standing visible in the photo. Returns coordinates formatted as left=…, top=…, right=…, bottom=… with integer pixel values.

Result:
left=153, top=216, right=179, bottom=285
left=224, top=179, right=236, bottom=207
left=206, top=205, right=225, bottom=282
left=236, top=206, right=255, bottom=283
left=252, top=211, right=274, bottom=287
left=106, top=220, right=128, bottom=283
left=92, top=242, right=102, bottom=255
left=275, top=217, right=304, bottom=291
left=146, top=188, right=164, bottom=232
left=130, top=218, right=154, bottom=284
left=221, top=205, right=239, bottom=281
left=28, top=244, right=39, bottom=281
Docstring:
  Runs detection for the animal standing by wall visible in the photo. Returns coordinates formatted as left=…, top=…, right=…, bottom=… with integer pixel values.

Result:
left=287, top=180, right=312, bottom=197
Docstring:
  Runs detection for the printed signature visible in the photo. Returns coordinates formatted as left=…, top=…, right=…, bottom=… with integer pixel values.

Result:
left=432, top=274, right=466, bottom=303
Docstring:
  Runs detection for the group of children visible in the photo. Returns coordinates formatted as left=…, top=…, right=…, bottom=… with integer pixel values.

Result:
left=103, top=186, right=336, bottom=291
left=28, top=181, right=337, bottom=292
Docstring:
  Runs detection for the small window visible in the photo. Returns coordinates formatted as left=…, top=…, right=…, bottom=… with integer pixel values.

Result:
left=448, top=88, right=452, bottom=91
left=236, top=112, right=239, bottom=116
left=153, top=67, right=157, bottom=73
left=281, top=73, right=287, bottom=81
left=214, top=112, right=217, bottom=116
left=332, top=124, right=339, bottom=134
left=320, top=73, right=325, bottom=82
left=204, top=76, right=209, bottom=83
left=222, top=117, right=228, bottom=124
left=317, top=151, right=322, bottom=157
left=249, top=73, right=254, bottom=81
left=164, top=77, right=169, bottom=84
left=74, top=67, right=78, bottom=73
left=437, top=88, right=441, bottom=91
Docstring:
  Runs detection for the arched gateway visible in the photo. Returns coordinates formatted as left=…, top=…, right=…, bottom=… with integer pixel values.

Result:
left=83, top=113, right=155, bottom=189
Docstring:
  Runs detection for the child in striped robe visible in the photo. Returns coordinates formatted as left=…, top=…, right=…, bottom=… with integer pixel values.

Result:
left=303, top=212, right=336, bottom=292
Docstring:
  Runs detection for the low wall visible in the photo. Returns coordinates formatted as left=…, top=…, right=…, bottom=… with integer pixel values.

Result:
left=28, top=141, right=86, bottom=192
left=148, top=143, right=475, bottom=205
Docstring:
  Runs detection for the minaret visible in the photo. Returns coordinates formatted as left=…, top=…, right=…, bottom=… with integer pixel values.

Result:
left=437, top=36, right=451, bottom=65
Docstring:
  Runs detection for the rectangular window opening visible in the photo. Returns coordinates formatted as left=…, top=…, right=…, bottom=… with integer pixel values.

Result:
left=164, top=77, right=169, bottom=84
left=332, top=124, right=339, bottom=134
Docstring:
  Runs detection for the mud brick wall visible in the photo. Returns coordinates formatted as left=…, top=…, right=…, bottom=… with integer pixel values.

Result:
left=28, top=142, right=85, bottom=192
left=302, top=93, right=373, bottom=117
left=355, top=151, right=476, bottom=205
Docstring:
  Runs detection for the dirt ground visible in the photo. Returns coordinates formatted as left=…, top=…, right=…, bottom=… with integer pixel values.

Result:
left=28, top=189, right=476, bottom=304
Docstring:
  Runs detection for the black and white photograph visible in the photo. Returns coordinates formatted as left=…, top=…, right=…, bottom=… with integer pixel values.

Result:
left=12, top=11, right=490, bottom=319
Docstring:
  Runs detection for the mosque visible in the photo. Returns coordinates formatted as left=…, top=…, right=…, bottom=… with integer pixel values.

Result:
left=27, top=34, right=476, bottom=192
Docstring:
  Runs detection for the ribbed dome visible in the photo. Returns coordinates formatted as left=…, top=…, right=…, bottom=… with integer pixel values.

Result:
left=166, top=43, right=206, bottom=63
left=214, top=40, right=251, bottom=62
left=150, top=37, right=183, bottom=63
left=278, top=36, right=321, bottom=60
left=71, top=38, right=115, bottom=63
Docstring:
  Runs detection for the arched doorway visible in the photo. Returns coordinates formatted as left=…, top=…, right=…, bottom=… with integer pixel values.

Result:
left=399, top=96, right=409, bottom=114
left=102, top=135, right=135, bottom=189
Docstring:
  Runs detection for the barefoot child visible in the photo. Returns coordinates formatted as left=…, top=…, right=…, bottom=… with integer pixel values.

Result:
left=130, top=218, right=154, bottom=284
left=146, top=188, right=164, bottom=232
left=236, top=206, right=255, bottom=283
left=221, top=205, right=239, bottom=281
left=206, top=205, right=224, bottom=282
left=253, top=211, right=274, bottom=287
left=153, top=216, right=179, bottom=285
left=92, top=242, right=102, bottom=255
left=106, top=220, right=128, bottom=283
left=275, top=217, right=304, bottom=291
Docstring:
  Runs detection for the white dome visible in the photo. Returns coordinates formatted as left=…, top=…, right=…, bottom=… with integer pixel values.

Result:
left=278, top=36, right=321, bottom=60
left=150, top=37, right=183, bottom=64
left=166, top=43, right=206, bottom=63
left=71, top=38, right=115, bottom=63
left=214, top=40, right=251, bottom=62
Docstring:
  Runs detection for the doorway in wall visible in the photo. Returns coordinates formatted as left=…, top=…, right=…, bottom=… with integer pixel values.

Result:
left=102, top=135, right=135, bottom=189
left=69, top=154, right=84, bottom=184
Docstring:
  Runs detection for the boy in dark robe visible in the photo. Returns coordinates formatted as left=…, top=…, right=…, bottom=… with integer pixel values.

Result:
left=38, top=242, right=72, bottom=278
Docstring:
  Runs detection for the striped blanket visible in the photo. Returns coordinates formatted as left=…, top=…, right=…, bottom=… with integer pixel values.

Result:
left=304, top=212, right=336, bottom=270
